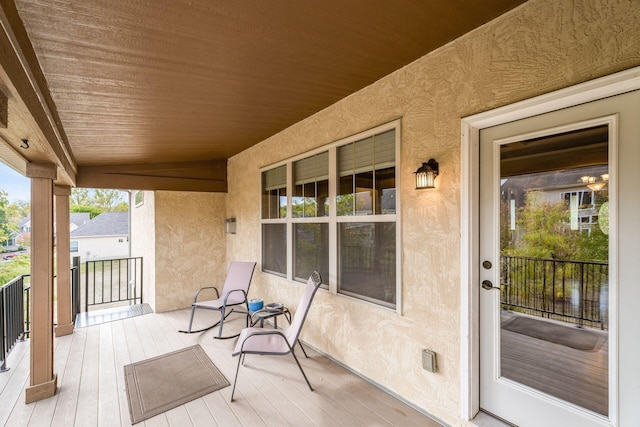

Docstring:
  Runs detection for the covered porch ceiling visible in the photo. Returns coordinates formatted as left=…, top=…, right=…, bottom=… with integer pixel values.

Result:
left=0, top=0, right=527, bottom=192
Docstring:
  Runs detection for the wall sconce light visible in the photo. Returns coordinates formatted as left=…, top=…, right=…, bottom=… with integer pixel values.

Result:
left=225, top=218, right=237, bottom=234
left=414, top=159, right=439, bottom=189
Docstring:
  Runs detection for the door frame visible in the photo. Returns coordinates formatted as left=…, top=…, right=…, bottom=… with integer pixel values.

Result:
left=459, top=66, right=640, bottom=422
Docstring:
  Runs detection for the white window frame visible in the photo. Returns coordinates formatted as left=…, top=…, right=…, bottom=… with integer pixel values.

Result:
left=260, top=119, right=402, bottom=313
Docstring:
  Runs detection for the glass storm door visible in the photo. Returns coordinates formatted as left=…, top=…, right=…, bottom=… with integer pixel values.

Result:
left=479, top=90, right=640, bottom=427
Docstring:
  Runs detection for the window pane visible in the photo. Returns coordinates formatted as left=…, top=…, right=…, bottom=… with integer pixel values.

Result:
left=337, top=175, right=354, bottom=216
left=262, top=224, right=286, bottom=276
left=294, top=223, right=329, bottom=285
left=338, top=222, right=396, bottom=307
left=337, top=129, right=395, bottom=216
left=355, top=171, right=373, bottom=215
left=293, top=153, right=329, bottom=218
left=376, top=167, right=396, bottom=214
left=262, top=165, right=287, bottom=219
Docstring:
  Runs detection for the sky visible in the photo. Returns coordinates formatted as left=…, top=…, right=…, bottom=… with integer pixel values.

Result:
left=0, top=162, right=30, bottom=203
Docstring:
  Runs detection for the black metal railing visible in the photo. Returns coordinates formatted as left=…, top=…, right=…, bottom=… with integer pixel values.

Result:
left=0, top=275, right=30, bottom=372
left=500, top=255, right=608, bottom=329
left=2, top=260, right=80, bottom=373
left=84, top=257, right=143, bottom=311
left=72, top=256, right=81, bottom=320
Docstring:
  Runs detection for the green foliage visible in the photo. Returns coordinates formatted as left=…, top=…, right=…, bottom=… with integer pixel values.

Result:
left=9, top=199, right=29, bottom=219
left=70, top=204, right=103, bottom=219
left=112, top=201, right=129, bottom=212
left=70, top=188, right=128, bottom=218
left=0, top=190, right=13, bottom=244
left=0, top=254, right=30, bottom=285
left=503, top=191, right=608, bottom=262
left=71, top=188, right=92, bottom=206
left=94, top=189, right=126, bottom=211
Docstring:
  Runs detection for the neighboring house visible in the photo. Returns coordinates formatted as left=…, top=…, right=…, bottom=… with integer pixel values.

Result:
left=69, top=212, right=91, bottom=231
left=70, top=212, right=129, bottom=261
left=3, top=212, right=90, bottom=251
left=3, top=216, right=30, bottom=250
left=501, top=164, right=609, bottom=234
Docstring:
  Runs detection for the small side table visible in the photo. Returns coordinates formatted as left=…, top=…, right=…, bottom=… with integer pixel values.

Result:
left=250, top=306, right=291, bottom=329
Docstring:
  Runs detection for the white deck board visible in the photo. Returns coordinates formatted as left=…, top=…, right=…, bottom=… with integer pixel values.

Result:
left=1, top=308, right=442, bottom=427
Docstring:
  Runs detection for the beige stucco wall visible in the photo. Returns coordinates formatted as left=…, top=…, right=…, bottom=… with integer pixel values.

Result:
left=130, top=190, right=227, bottom=313
left=131, top=191, right=156, bottom=311
left=153, top=191, right=227, bottom=313
left=225, top=0, right=640, bottom=425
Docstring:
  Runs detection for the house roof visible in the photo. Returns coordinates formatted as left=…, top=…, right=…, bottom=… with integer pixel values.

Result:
left=0, top=0, right=527, bottom=191
left=16, top=213, right=89, bottom=228
left=70, top=212, right=129, bottom=238
left=69, top=213, right=90, bottom=228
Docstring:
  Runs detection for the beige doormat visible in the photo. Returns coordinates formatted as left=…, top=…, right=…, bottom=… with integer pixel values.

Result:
left=502, top=316, right=603, bottom=351
left=124, top=344, right=229, bottom=424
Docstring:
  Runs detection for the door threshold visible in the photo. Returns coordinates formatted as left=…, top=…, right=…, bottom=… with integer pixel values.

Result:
left=75, top=303, right=153, bottom=328
left=470, top=411, right=517, bottom=427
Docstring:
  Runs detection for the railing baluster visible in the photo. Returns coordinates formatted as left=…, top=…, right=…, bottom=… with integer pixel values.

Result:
left=1, top=275, right=29, bottom=372
left=1, top=287, right=6, bottom=372
left=80, top=257, right=144, bottom=310
left=500, top=255, right=607, bottom=329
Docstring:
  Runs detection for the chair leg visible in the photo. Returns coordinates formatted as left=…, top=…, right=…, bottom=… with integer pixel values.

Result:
left=230, top=354, right=243, bottom=402
left=297, top=340, right=309, bottom=358
left=187, top=306, right=197, bottom=332
left=217, top=307, right=226, bottom=338
left=290, top=351, right=313, bottom=391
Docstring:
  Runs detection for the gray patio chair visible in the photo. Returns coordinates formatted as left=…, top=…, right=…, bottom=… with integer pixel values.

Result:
left=180, top=261, right=256, bottom=339
left=230, top=271, right=322, bottom=401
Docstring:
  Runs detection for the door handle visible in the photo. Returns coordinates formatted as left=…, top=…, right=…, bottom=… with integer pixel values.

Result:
left=481, top=280, right=499, bottom=290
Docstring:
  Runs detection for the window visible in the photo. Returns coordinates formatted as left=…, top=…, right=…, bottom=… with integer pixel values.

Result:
left=261, top=121, right=400, bottom=310
left=70, top=241, right=79, bottom=252
left=561, top=190, right=595, bottom=209
left=134, top=191, right=144, bottom=207
left=292, top=152, right=329, bottom=283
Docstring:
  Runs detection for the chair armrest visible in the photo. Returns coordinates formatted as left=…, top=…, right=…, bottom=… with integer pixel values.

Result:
left=223, top=289, right=247, bottom=305
left=239, top=329, right=290, bottom=352
left=193, top=286, right=220, bottom=303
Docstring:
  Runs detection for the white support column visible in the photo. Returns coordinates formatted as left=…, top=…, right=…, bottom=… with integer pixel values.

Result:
left=25, top=162, right=57, bottom=403
left=54, top=185, right=73, bottom=337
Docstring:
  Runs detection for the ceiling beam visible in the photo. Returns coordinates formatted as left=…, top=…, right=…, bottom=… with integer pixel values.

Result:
left=0, top=88, right=7, bottom=128
left=76, top=160, right=228, bottom=193
left=0, top=0, right=76, bottom=184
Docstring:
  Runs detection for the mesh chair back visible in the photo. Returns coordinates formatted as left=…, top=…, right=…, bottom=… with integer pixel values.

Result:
left=221, top=262, right=257, bottom=304
left=285, top=271, right=321, bottom=346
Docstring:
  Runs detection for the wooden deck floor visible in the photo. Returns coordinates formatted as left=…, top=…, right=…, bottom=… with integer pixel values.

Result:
left=0, top=309, right=443, bottom=427
left=500, top=312, right=609, bottom=416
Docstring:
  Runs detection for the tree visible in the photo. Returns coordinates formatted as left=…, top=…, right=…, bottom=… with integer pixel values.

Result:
left=70, top=204, right=102, bottom=219
left=0, top=190, right=15, bottom=244
left=71, top=188, right=91, bottom=206
left=112, top=201, right=129, bottom=212
left=9, top=200, right=29, bottom=218
left=70, top=188, right=128, bottom=217
left=503, top=191, right=608, bottom=262
left=94, top=189, right=126, bottom=211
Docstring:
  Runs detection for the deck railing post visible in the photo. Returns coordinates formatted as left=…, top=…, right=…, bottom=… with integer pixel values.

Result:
left=85, top=261, right=89, bottom=313
left=578, top=262, right=585, bottom=328
left=23, top=278, right=29, bottom=338
left=0, top=287, right=7, bottom=372
left=140, top=257, right=143, bottom=304
left=71, top=256, right=80, bottom=319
